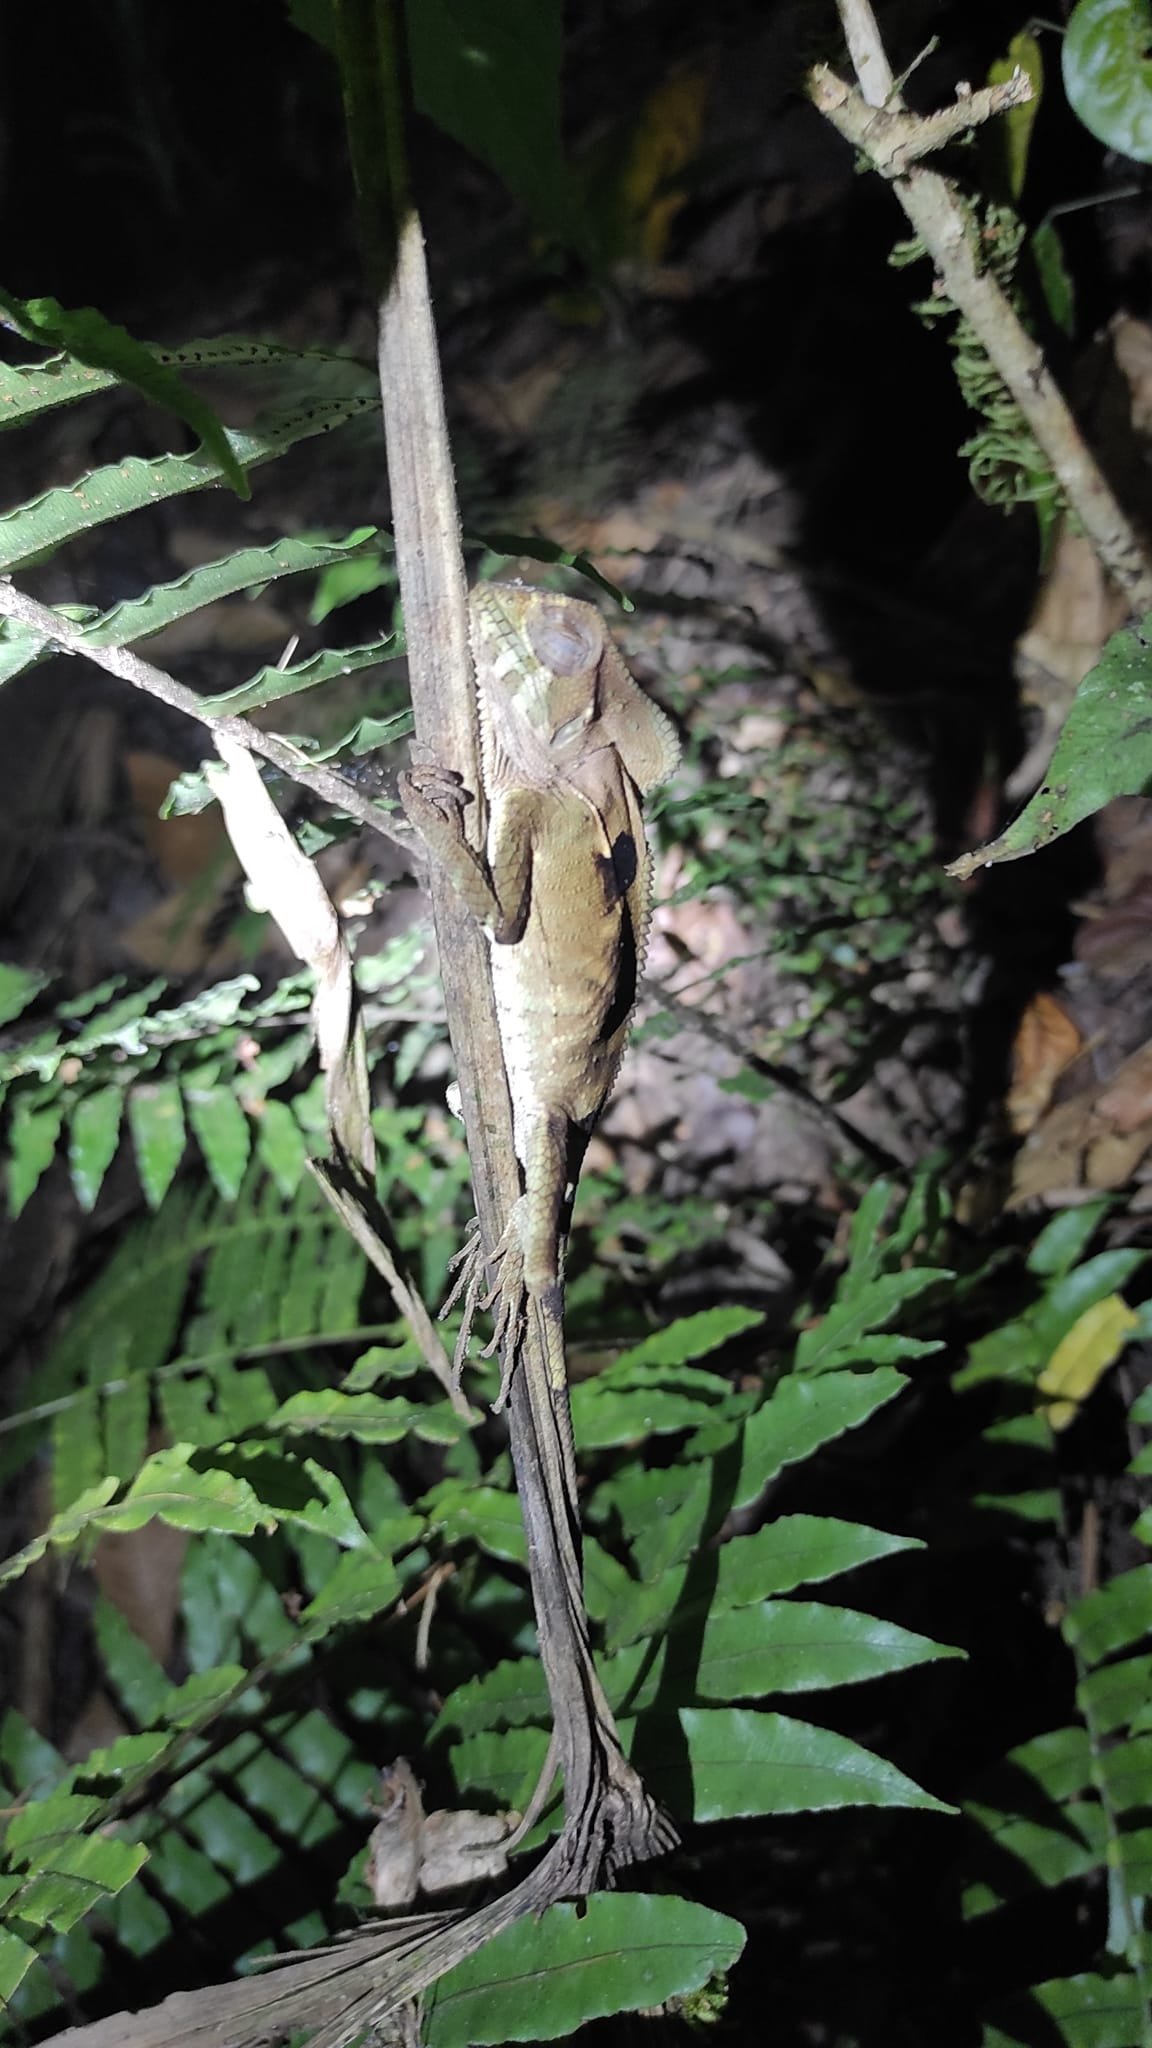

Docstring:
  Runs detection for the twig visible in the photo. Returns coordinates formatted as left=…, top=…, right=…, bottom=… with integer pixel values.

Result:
left=839, top=0, right=894, bottom=104
left=0, top=579, right=414, bottom=855
left=810, top=0, right=1152, bottom=612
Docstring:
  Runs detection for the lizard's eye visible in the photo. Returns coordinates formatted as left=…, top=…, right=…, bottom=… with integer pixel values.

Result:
left=527, top=605, right=602, bottom=676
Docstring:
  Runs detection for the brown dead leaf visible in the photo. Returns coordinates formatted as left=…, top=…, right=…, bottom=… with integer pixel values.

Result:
left=1018, top=527, right=1128, bottom=705
left=1112, top=313, right=1152, bottom=437
left=1011, top=1035, right=1152, bottom=1205
left=1095, top=1040, right=1152, bottom=1133
left=1007, top=991, right=1084, bottom=1135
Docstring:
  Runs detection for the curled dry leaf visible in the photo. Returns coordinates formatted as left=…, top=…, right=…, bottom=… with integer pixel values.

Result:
left=1007, top=991, right=1084, bottom=1135
left=365, top=1760, right=520, bottom=1909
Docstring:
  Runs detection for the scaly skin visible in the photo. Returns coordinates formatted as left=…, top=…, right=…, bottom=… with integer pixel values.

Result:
left=400, top=581, right=679, bottom=1391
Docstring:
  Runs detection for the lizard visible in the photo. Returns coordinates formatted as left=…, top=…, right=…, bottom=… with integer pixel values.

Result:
left=398, top=581, right=680, bottom=1408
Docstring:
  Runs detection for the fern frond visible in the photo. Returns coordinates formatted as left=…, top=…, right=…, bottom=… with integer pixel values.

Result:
left=0, top=396, right=377, bottom=577
left=0, top=1176, right=400, bottom=1508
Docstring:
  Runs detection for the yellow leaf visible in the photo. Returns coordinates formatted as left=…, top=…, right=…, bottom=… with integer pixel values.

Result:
left=619, top=64, right=711, bottom=266
left=986, top=31, right=1043, bottom=203
left=1036, top=1295, right=1138, bottom=1431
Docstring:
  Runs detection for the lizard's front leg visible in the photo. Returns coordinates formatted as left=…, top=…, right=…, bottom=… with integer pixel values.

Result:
left=402, top=769, right=537, bottom=1383
left=398, top=766, right=502, bottom=930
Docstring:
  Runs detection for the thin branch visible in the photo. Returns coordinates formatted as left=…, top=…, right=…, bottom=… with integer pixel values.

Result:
left=0, top=579, right=414, bottom=855
left=810, top=1, right=1152, bottom=613
left=839, top=0, right=894, bottom=104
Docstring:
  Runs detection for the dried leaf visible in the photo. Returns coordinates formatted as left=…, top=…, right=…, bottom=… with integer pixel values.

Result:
left=1007, top=992, right=1083, bottom=1135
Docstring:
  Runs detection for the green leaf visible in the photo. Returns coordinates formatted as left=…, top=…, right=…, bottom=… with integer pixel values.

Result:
left=0, top=1448, right=286, bottom=1587
left=1028, top=1202, right=1112, bottom=1278
left=986, top=32, right=1044, bottom=201
left=297, top=1550, right=401, bottom=1634
left=67, top=1087, right=124, bottom=1211
left=450, top=1723, right=551, bottom=1813
left=73, top=1732, right=171, bottom=1782
left=794, top=1269, right=950, bottom=1374
left=7, top=1096, right=64, bottom=1216
left=0, top=961, right=47, bottom=1026
left=685, top=1599, right=960, bottom=1699
left=948, top=615, right=1152, bottom=874
left=1065, top=1567, right=1152, bottom=1667
left=158, top=1664, right=248, bottom=1729
left=1, top=531, right=394, bottom=702
left=671, top=1708, right=954, bottom=1818
left=424, top=1483, right=528, bottom=1567
left=1063, top=0, right=1152, bottom=162
left=4, top=1788, right=151, bottom=1934
left=606, top=1515, right=922, bottom=1651
left=436, top=1655, right=551, bottom=1738
left=1078, top=1651, right=1152, bottom=1735
left=0, top=1927, right=39, bottom=2002
left=471, top=531, right=630, bottom=608
left=0, top=395, right=374, bottom=577
left=733, top=1369, right=908, bottom=1510
left=611, top=1305, right=765, bottom=1370
left=127, top=1082, right=187, bottom=1209
left=184, top=1083, right=251, bottom=1199
left=407, top=0, right=577, bottom=248
left=607, top=1462, right=713, bottom=1580
left=424, top=1893, right=745, bottom=2048
left=254, top=1099, right=308, bottom=1195
left=198, top=634, right=398, bottom=718
left=309, top=544, right=395, bottom=622
left=6, top=1792, right=105, bottom=1851
left=1030, top=218, right=1076, bottom=338
left=0, top=292, right=249, bottom=497
left=1030, top=1252, right=1146, bottom=1357
left=982, top=1969, right=1149, bottom=2046
left=266, top=1388, right=467, bottom=1445
left=0, top=333, right=372, bottom=428
left=569, top=1369, right=734, bottom=1450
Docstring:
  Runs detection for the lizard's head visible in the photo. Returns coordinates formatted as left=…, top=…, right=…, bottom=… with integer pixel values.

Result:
left=470, top=585, right=609, bottom=782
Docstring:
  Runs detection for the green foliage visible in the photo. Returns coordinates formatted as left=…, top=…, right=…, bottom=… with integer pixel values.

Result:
left=0, top=1169, right=419, bottom=1511
left=1063, top=0, right=1152, bottom=162
left=0, top=290, right=251, bottom=497
left=1, top=1172, right=959, bottom=2033
left=943, top=1205, right=1152, bottom=2044
left=424, top=1893, right=745, bottom=2046
left=407, top=0, right=579, bottom=253
left=892, top=203, right=1064, bottom=528
left=949, top=615, right=1152, bottom=875
left=659, top=692, right=950, bottom=1088
left=0, top=936, right=431, bottom=1215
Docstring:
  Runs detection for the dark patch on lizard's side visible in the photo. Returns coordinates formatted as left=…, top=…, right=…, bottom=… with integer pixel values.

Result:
left=599, top=898, right=639, bottom=1044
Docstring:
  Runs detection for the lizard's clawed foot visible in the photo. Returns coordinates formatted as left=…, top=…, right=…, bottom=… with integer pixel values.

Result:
left=440, top=1214, right=527, bottom=1406
left=397, top=764, right=473, bottom=836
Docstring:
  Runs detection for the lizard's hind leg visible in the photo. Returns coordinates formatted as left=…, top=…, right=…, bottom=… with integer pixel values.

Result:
left=441, top=1210, right=528, bottom=1401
